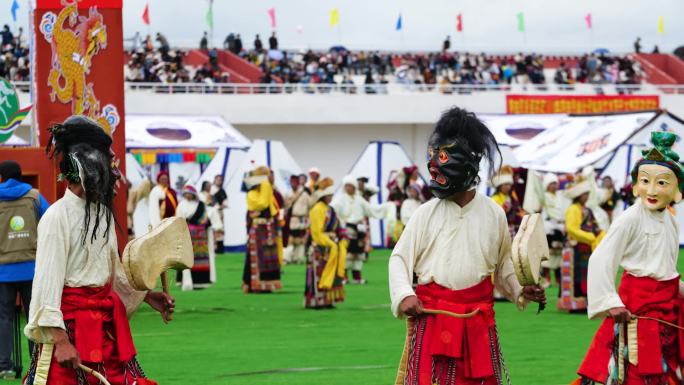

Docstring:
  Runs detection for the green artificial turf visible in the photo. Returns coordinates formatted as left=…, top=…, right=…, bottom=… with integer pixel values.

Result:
left=9, top=250, right=684, bottom=385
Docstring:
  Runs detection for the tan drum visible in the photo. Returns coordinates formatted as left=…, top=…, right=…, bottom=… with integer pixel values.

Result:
left=122, top=217, right=194, bottom=291
left=511, top=213, right=549, bottom=286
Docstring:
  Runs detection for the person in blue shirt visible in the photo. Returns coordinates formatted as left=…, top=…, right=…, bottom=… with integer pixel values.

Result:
left=0, top=160, right=49, bottom=379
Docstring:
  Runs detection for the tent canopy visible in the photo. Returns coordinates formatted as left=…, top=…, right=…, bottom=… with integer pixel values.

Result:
left=512, top=111, right=680, bottom=174
left=126, top=114, right=251, bottom=149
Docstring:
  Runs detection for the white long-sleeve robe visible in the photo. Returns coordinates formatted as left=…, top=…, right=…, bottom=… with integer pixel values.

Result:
left=25, top=189, right=147, bottom=343
left=587, top=198, right=684, bottom=319
left=388, top=193, right=527, bottom=318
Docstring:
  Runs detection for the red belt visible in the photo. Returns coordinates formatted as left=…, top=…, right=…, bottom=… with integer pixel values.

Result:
left=415, top=279, right=496, bottom=379
left=61, top=285, right=136, bottom=363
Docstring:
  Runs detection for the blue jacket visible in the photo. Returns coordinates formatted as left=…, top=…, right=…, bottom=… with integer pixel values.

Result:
left=0, top=178, right=49, bottom=282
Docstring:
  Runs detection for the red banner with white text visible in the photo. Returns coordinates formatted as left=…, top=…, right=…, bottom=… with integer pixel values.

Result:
left=506, top=95, right=660, bottom=114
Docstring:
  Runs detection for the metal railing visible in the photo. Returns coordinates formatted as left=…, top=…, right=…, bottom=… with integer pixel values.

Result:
left=12, top=80, right=684, bottom=95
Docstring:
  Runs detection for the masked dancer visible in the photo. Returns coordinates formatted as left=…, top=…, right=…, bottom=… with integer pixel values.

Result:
left=390, top=107, right=546, bottom=385
left=576, top=132, right=684, bottom=385
left=24, top=116, right=174, bottom=385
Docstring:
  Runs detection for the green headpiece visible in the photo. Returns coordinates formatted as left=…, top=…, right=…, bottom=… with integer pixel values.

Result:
left=631, top=131, right=684, bottom=192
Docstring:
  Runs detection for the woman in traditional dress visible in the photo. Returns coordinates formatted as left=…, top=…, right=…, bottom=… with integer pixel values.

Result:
left=563, top=175, right=604, bottom=309
left=305, top=178, right=348, bottom=309
left=176, top=185, right=222, bottom=290
left=148, top=171, right=177, bottom=227
left=491, top=165, right=524, bottom=237
left=242, top=166, right=281, bottom=293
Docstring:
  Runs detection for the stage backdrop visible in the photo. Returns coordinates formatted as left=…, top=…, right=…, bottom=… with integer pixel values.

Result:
left=31, top=0, right=127, bottom=248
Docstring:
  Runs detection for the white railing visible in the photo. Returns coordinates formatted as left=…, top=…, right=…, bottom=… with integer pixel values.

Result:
left=12, top=80, right=684, bottom=95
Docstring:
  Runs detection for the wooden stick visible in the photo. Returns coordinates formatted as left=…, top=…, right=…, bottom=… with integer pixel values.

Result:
left=422, top=308, right=480, bottom=319
left=78, top=364, right=111, bottom=385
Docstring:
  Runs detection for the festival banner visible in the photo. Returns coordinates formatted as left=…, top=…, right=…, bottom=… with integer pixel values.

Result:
left=506, top=95, right=660, bottom=115
left=31, top=0, right=127, bottom=248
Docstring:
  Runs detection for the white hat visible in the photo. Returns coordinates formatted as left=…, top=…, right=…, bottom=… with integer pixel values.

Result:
left=564, top=177, right=591, bottom=200
left=491, top=165, right=514, bottom=188
left=364, top=185, right=379, bottom=195
left=308, top=167, right=321, bottom=175
left=312, top=177, right=335, bottom=201
left=243, top=165, right=270, bottom=190
left=542, top=173, right=559, bottom=190
left=342, top=174, right=357, bottom=187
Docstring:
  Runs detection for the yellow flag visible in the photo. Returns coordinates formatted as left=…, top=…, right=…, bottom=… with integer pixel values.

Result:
left=330, top=8, right=340, bottom=27
left=657, top=16, right=665, bottom=34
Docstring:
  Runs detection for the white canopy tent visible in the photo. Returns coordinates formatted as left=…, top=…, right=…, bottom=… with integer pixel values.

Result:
left=512, top=110, right=684, bottom=243
left=126, top=114, right=251, bottom=187
left=214, top=139, right=303, bottom=251
left=125, top=114, right=252, bottom=237
left=339, top=141, right=424, bottom=248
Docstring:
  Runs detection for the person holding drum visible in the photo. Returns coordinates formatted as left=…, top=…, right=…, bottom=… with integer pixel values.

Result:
left=389, top=107, right=546, bottom=385
left=576, top=131, right=684, bottom=385
left=24, top=117, right=174, bottom=385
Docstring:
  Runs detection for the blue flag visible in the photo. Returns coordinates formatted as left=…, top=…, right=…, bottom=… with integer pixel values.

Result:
left=10, top=0, right=18, bottom=22
left=396, top=13, right=402, bottom=31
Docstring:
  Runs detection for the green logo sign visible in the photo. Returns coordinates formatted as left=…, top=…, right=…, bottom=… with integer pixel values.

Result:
left=0, top=78, right=31, bottom=144
left=9, top=215, right=25, bottom=231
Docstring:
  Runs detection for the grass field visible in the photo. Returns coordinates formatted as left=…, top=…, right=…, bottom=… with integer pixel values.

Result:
left=11, top=250, right=683, bottom=385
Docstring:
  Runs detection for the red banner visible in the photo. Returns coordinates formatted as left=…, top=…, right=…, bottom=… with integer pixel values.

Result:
left=31, top=0, right=127, bottom=248
left=506, top=95, right=660, bottom=114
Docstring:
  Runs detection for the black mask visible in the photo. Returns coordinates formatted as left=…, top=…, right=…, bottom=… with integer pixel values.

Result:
left=427, top=140, right=482, bottom=199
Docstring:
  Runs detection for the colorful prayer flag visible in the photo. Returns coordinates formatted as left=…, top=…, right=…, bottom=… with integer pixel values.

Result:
left=657, top=16, right=665, bottom=34
left=205, top=0, right=213, bottom=29
left=330, top=8, right=340, bottom=27
left=142, top=3, right=150, bottom=25
left=10, top=0, right=19, bottom=23
left=585, top=13, right=592, bottom=29
left=396, top=13, right=402, bottom=31
left=268, top=8, right=277, bottom=28
left=516, top=12, right=525, bottom=32
left=456, top=13, right=463, bottom=32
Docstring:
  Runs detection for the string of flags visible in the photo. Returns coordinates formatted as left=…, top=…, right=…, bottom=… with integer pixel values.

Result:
left=134, top=4, right=667, bottom=38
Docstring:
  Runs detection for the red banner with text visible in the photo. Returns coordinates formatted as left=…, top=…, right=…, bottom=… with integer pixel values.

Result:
left=32, top=0, right=126, bottom=248
left=506, top=95, right=660, bottom=114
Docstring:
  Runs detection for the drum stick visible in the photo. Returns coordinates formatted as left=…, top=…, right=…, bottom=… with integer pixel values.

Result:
left=422, top=308, right=480, bottom=318
left=78, top=364, right=111, bottom=385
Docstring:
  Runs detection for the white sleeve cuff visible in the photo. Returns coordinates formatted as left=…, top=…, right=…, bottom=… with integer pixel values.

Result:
left=587, top=294, right=625, bottom=320
left=391, top=290, right=416, bottom=320
left=25, top=306, right=65, bottom=343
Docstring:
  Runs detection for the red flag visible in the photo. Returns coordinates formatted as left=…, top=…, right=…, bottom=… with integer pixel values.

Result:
left=585, top=13, right=592, bottom=29
left=456, top=13, right=463, bottom=32
left=268, top=7, right=276, bottom=28
left=142, top=3, right=150, bottom=25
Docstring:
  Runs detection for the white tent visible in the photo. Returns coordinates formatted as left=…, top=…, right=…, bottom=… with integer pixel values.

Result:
left=126, top=114, right=250, bottom=149
left=211, top=139, right=303, bottom=251
left=339, top=141, right=424, bottom=248
left=512, top=110, right=684, bottom=244
left=126, top=114, right=252, bottom=188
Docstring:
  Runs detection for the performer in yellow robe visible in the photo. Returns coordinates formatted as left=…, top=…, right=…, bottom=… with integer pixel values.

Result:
left=559, top=175, right=604, bottom=311
left=305, top=178, right=348, bottom=309
left=242, top=166, right=281, bottom=293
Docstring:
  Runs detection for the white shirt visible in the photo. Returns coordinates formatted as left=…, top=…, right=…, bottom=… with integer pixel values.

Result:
left=286, top=187, right=311, bottom=217
left=333, top=193, right=382, bottom=225
left=148, top=185, right=166, bottom=226
left=587, top=199, right=684, bottom=319
left=400, top=198, right=421, bottom=225
left=542, top=191, right=565, bottom=222
left=388, top=194, right=526, bottom=318
left=176, top=198, right=223, bottom=229
left=25, top=189, right=146, bottom=343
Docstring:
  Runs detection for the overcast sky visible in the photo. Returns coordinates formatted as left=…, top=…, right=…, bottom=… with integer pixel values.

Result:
left=7, top=0, right=684, bottom=54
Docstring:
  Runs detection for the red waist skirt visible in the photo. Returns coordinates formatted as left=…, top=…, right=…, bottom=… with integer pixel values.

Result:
left=578, top=273, right=684, bottom=382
